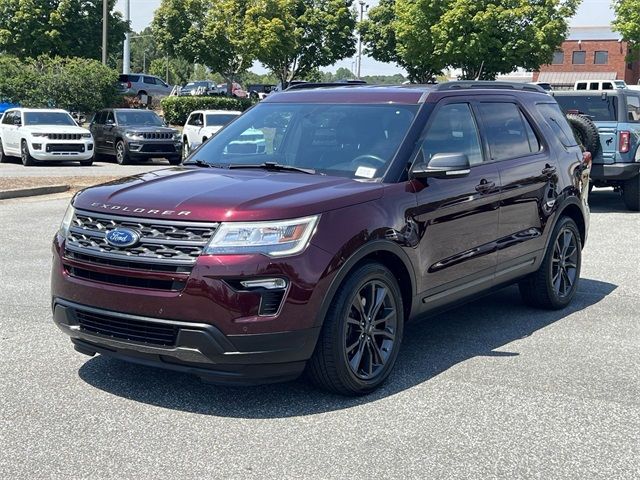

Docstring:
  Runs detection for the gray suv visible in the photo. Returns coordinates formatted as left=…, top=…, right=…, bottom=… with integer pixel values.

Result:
left=117, top=74, right=173, bottom=99
left=90, top=109, right=182, bottom=165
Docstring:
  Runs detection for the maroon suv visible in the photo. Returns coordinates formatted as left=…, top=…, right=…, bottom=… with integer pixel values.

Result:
left=51, top=82, right=591, bottom=395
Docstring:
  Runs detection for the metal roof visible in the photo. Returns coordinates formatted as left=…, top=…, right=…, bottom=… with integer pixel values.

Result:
left=537, top=71, right=617, bottom=85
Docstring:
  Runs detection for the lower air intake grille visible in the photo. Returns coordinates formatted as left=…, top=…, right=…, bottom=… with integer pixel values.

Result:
left=76, top=310, right=178, bottom=346
left=259, top=290, right=285, bottom=316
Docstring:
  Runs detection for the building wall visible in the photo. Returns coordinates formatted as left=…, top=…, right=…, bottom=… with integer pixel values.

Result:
left=533, top=39, right=640, bottom=85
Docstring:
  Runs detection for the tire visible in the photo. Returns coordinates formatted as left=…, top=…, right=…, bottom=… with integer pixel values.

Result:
left=115, top=140, right=130, bottom=165
left=80, top=159, right=93, bottom=166
left=622, top=174, right=640, bottom=211
left=182, top=138, right=190, bottom=160
left=168, top=156, right=181, bottom=165
left=519, top=216, right=582, bottom=310
left=306, top=262, right=404, bottom=395
left=21, top=140, right=36, bottom=166
left=566, top=113, right=600, bottom=156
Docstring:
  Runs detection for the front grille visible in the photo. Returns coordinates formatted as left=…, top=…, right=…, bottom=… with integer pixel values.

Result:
left=140, top=143, right=176, bottom=153
left=76, top=310, right=178, bottom=346
left=142, top=132, right=173, bottom=140
left=47, top=143, right=84, bottom=153
left=65, top=210, right=218, bottom=268
left=48, top=133, right=82, bottom=140
left=67, top=266, right=185, bottom=291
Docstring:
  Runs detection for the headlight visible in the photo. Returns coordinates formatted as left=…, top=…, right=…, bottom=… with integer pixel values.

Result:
left=173, top=132, right=181, bottom=141
left=125, top=131, right=143, bottom=139
left=31, top=132, right=47, bottom=137
left=82, top=133, right=92, bottom=138
left=59, top=204, right=75, bottom=237
left=204, top=215, right=319, bottom=257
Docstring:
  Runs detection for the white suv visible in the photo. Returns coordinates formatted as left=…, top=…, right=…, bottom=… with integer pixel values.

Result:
left=0, top=108, right=95, bottom=166
left=182, top=110, right=241, bottom=157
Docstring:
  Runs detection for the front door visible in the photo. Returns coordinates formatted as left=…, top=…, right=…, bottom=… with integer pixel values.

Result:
left=411, top=101, right=501, bottom=309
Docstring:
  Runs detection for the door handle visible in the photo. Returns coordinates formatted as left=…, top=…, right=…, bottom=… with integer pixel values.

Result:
left=475, top=179, right=495, bottom=193
left=542, top=164, right=556, bottom=177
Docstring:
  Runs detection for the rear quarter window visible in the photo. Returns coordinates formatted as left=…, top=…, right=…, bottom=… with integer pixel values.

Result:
left=553, top=94, right=618, bottom=121
left=536, top=103, right=578, bottom=148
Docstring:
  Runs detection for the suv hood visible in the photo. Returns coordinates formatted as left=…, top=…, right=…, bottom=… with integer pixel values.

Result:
left=120, top=126, right=177, bottom=134
left=23, top=125, right=89, bottom=134
left=73, top=167, right=384, bottom=222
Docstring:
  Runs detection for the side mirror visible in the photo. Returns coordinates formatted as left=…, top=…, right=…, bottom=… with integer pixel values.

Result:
left=411, top=152, right=471, bottom=179
left=13, top=117, right=21, bottom=126
left=106, top=118, right=114, bottom=126
left=195, top=119, right=203, bottom=126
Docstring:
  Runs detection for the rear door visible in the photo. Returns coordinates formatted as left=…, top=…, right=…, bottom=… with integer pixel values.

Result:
left=1, top=111, right=18, bottom=152
left=104, top=111, right=116, bottom=152
left=475, top=99, right=558, bottom=277
left=90, top=111, right=105, bottom=150
left=411, top=100, right=501, bottom=308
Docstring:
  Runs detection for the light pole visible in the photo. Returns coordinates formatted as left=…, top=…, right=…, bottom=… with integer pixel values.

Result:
left=101, top=0, right=108, bottom=65
left=357, top=1, right=368, bottom=79
left=123, top=0, right=131, bottom=74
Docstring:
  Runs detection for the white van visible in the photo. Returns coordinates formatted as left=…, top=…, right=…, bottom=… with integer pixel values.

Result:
left=574, top=79, right=627, bottom=90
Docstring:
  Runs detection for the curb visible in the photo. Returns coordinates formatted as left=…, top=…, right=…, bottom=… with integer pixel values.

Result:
left=0, top=184, right=70, bottom=200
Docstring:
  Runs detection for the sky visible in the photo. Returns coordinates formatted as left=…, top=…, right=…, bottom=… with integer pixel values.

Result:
left=116, top=0, right=615, bottom=77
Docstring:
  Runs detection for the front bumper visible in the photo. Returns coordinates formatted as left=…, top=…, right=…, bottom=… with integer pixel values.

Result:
left=53, top=298, right=319, bottom=385
left=127, top=141, right=181, bottom=158
left=590, top=162, right=640, bottom=181
left=30, top=141, right=94, bottom=161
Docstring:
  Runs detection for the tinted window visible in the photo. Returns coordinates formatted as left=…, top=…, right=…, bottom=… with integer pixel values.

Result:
left=187, top=113, right=202, bottom=126
left=572, top=51, right=586, bottom=64
left=23, top=112, right=75, bottom=126
left=106, top=111, right=115, bottom=124
left=2, top=111, right=14, bottom=124
left=93, top=111, right=105, bottom=124
left=554, top=95, right=618, bottom=121
left=536, top=103, right=579, bottom=147
left=115, top=110, right=163, bottom=126
left=478, top=103, right=540, bottom=161
left=191, top=103, right=418, bottom=179
left=552, top=51, right=564, bottom=64
left=421, top=103, right=483, bottom=165
left=205, top=114, right=239, bottom=127
left=576, top=83, right=587, bottom=90
left=627, top=96, right=640, bottom=122
left=143, top=76, right=157, bottom=85
left=594, top=51, right=608, bottom=65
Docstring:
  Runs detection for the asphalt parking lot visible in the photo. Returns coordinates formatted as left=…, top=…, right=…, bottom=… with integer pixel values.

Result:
left=0, top=180, right=639, bottom=479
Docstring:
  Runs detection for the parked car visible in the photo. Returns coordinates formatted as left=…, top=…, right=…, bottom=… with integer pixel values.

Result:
left=180, top=81, right=223, bottom=97
left=248, top=84, right=276, bottom=100
left=89, top=108, right=182, bottom=165
left=553, top=89, right=640, bottom=210
left=217, top=82, right=248, bottom=98
left=529, top=81, right=553, bottom=91
left=0, top=108, right=94, bottom=166
left=117, top=74, right=173, bottom=99
left=182, top=110, right=241, bottom=157
left=574, top=79, right=627, bottom=91
left=52, top=81, right=590, bottom=395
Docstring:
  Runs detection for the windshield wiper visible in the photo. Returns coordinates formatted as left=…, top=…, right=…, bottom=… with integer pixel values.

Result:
left=228, top=162, right=316, bottom=175
left=183, top=159, right=213, bottom=168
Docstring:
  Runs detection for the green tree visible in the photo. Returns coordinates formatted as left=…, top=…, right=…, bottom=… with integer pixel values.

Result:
left=0, top=0, right=128, bottom=62
left=432, top=0, right=580, bottom=79
left=245, top=0, right=357, bottom=86
left=153, top=0, right=255, bottom=92
left=129, top=27, right=163, bottom=74
left=359, top=0, right=444, bottom=83
left=613, top=0, right=640, bottom=57
left=149, top=57, right=194, bottom=85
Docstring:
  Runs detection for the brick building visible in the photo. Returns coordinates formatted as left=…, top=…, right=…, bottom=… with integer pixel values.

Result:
left=533, top=26, right=640, bottom=89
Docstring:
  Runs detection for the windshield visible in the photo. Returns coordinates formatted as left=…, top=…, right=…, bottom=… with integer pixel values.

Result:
left=206, top=114, right=238, bottom=127
left=115, top=110, right=164, bottom=126
left=191, top=103, right=418, bottom=179
left=23, top=112, right=76, bottom=126
left=554, top=95, right=618, bottom=121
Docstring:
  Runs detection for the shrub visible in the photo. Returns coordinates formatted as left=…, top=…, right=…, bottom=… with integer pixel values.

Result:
left=0, top=55, right=119, bottom=114
left=161, top=95, right=253, bottom=125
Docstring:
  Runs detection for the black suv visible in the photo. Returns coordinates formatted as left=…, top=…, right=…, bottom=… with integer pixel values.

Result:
left=53, top=82, right=590, bottom=395
left=90, top=108, right=182, bottom=165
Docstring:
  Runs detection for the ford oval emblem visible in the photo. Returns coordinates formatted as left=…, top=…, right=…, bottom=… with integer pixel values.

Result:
left=105, top=228, right=140, bottom=248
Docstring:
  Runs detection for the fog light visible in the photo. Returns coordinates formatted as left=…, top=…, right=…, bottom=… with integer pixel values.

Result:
left=240, top=278, right=287, bottom=290
left=32, top=143, right=42, bottom=150
left=88, top=144, right=94, bottom=151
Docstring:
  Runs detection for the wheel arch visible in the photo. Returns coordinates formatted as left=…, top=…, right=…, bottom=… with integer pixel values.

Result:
left=551, top=199, right=587, bottom=249
left=313, top=240, right=416, bottom=328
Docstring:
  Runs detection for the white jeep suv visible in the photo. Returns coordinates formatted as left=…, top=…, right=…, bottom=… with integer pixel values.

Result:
left=182, top=110, right=241, bottom=157
left=0, top=108, right=95, bottom=166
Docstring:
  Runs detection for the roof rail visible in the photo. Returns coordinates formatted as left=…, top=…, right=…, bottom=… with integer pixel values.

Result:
left=435, top=81, right=546, bottom=93
left=286, top=80, right=367, bottom=91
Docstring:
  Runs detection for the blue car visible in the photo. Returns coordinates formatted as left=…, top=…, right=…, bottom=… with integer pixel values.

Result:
left=554, top=90, right=640, bottom=211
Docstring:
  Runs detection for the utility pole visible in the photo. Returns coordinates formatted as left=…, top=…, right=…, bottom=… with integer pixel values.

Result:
left=102, top=0, right=108, bottom=65
left=123, top=0, right=131, bottom=74
left=357, top=1, right=368, bottom=79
